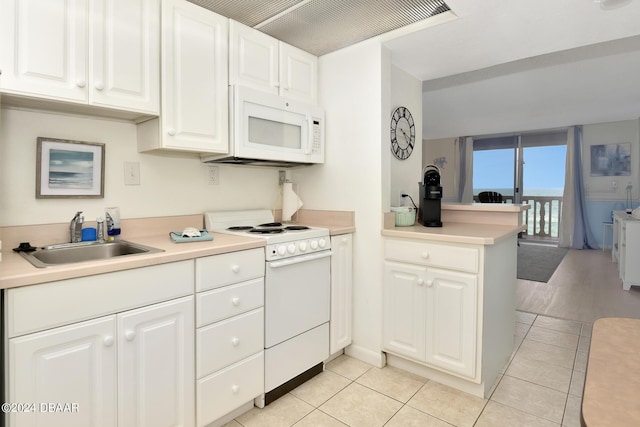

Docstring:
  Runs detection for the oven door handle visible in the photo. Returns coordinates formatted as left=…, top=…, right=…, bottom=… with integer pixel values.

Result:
left=268, top=250, right=332, bottom=268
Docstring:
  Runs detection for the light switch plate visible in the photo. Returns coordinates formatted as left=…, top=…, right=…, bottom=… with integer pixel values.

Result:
left=124, top=162, right=140, bottom=185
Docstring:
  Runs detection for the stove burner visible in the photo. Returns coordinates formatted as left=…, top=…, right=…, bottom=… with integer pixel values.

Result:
left=227, top=226, right=255, bottom=231
left=248, top=228, right=284, bottom=234
left=258, top=222, right=282, bottom=227
left=284, top=225, right=311, bottom=231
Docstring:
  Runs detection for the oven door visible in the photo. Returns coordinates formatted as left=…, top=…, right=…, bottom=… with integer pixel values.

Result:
left=264, top=251, right=331, bottom=348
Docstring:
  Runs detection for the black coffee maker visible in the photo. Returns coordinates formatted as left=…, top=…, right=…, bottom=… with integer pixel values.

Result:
left=418, top=165, right=443, bottom=227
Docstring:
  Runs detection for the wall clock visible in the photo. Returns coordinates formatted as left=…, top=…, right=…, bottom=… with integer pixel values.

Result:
left=390, top=106, right=415, bottom=160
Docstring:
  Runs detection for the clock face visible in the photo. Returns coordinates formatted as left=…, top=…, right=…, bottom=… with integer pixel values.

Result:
left=390, top=106, right=415, bottom=160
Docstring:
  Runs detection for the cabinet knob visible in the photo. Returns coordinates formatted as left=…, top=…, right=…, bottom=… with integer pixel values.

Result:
left=124, top=330, right=136, bottom=341
left=76, top=79, right=86, bottom=88
left=231, top=385, right=240, bottom=394
left=231, top=264, right=240, bottom=273
left=167, top=128, right=176, bottom=136
left=231, top=297, right=240, bottom=306
left=95, top=82, right=104, bottom=91
left=231, top=337, right=240, bottom=347
left=103, top=335, right=114, bottom=347
left=341, top=237, right=348, bottom=244
left=421, top=252, right=429, bottom=259
left=417, top=278, right=424, bottom=286
left=426, top=280, right=434, bottom=288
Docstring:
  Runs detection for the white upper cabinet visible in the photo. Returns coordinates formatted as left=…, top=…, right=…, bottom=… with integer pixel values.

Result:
left=229, top=20, right=318, bottom=103
left=138, top=0, right=228, bottom=153
left=0, top=0, right=160, bottom=115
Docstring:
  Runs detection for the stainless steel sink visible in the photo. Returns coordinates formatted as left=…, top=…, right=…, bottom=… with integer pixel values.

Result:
left=19, top=240, right=164, bottom=268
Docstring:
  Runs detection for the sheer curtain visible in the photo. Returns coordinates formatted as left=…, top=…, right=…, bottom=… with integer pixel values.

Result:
left=457, top=136, right=474, bottom=203
left=558, top=126, right=596, bottom=249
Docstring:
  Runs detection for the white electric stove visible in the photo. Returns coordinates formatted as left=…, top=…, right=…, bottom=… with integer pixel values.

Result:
left=204, top=210, right=331, bottom=406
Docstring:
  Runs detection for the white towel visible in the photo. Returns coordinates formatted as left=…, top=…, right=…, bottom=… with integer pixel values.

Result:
left=282, top=182, right=303, bottom=221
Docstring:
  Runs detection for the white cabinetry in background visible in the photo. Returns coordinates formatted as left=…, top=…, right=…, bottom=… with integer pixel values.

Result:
left=229, top=20, right=318, bottom=103
left=330, top=234, right=353, bottom=354
left=138, top=0, right=228, bottom=154
left=0, top=0, right=160, bottom=115
left=383, top=235, right=515, bottom=397
left=612, top=211, right=640, bottom=290
left=6, top=261, right=195, bottom=427
left=195, top=248, right=265, bottom=427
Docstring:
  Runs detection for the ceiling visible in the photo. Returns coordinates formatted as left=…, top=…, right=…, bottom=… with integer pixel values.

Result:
left=188, top=0, right=450, bottom=56
left=188, top=0, right=640, bottom=83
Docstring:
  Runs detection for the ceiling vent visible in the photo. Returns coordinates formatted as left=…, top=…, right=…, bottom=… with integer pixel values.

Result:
left=188, top=0, right=450, bottom=56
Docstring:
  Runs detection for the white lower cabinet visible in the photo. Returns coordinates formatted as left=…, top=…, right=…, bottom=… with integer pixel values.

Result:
left=383, top=239, right=479, bottom=379
left=383, top=236, right=516, bottom=397
left=195, top=250, right=265, bottom=427
left=9, top=317, right=118, bottom=427
left=8, top=295, right=194, bottom=427
left=6, top=261, right=195, bottom=427
left=330, top=234, right=353, bottom=354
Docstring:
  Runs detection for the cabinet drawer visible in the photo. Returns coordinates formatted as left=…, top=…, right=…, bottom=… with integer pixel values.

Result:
left=197, top=308, right=264, bottom=378
left=7, top=260, right=194, bottom=338
left=196, top=248, right=265, bottom=292
left=196, top=277, right=264, bottom=327
left=197, top=352, right=264, bottom=427
left=385, top=239, right=479, bottom=273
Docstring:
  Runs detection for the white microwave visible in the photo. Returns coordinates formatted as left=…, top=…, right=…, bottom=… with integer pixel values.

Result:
left=202, top=85, right=325, bottom=167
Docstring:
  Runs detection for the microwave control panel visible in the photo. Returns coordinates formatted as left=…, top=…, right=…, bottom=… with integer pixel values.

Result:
left=311, top=120, right=322, bottom=154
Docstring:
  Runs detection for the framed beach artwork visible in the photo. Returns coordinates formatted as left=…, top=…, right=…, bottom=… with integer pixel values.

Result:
left=590, top=142, right=631, bottom=177
left=36, top=137, right=105, bottom=198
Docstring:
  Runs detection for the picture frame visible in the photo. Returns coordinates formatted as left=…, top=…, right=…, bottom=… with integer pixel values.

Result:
left=590, top=142, right=631, bottom=177
left=36, top=137, right=105, bottom=198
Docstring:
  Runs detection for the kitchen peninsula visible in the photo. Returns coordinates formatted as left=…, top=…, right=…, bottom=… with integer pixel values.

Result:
left=381, top=202, right=528, bottom=398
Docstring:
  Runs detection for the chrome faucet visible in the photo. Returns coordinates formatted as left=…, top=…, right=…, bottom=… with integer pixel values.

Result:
left=70, top=211, right=84, bottom=243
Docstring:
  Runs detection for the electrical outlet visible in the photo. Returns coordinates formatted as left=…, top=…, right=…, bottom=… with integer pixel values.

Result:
left=207, top=165, right=219, bottom=185
left=612, top=180, right=618, bottom=189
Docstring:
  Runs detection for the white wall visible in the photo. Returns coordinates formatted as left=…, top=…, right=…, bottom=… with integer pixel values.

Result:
left=422, top=39, right=640, bottom=139
left=0, top=107, right=282, bottom=226
left=389, top=66, right=422, bottom=208
left=291, top=39, right=388, bottom=366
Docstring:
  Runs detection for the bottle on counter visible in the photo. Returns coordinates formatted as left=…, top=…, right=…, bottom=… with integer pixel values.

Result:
left=106, top=207, right=121, bottom=241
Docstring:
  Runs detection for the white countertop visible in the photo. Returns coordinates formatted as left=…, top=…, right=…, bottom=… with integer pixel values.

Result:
left=382, top=221, right=524, bottom=245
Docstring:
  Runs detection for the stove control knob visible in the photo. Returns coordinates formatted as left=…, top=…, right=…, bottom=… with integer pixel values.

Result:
left=277, top=246, right=287, bottom=256
left=299, top=241, right=308, bottom=251
left=318, top=238, right=327, bottom=249
left=310, top=240, right=318, bottom=250
left=287, top=243, right=296, bottom=254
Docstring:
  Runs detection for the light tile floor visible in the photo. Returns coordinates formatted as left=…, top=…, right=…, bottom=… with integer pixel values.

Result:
left=226, top=311, right=590, bottom=427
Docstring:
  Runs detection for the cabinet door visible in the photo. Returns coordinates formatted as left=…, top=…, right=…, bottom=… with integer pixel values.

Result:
left=160, top=0, right=228, bottom=153
left=229, top=20, right=278, bottom=94
left=118, top=296, right=194, bottom=427
left=279, top=42, right=317, bottom=102
left=9, top=316, right=117, bottom=427
left=90, top=0, right=159, bottom=113
left=330, top=234, right=353, bottom=354
left=382, top=261, right=426, bottom=361
left=0, top=0, right=88, bottom=102
left=425, top=267, right=477, bottom=379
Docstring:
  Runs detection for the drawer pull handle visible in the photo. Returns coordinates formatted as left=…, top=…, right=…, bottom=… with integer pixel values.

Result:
left=231, top=264, right=240, bottom=273
left=421, top=252, right=429, bottom=259
left=231, top=385, right=240, bottom=394
left=167, top=128, right=176, bottom=136
left=125, top=330, right=136, bottom=341
left=426, top=280, right=434, bottom=288
left=231, top=337, right=240, bottom=347
left=231, top=297, right=240, bottom=306
left=417, top=278, right=424, bottom=286
left=103, top=336, right=114, bottom=347
left=95, top=82, right=104, bottom=91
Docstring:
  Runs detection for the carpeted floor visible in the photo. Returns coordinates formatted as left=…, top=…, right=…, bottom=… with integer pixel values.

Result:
left=517, top=243, right=569, bottom=282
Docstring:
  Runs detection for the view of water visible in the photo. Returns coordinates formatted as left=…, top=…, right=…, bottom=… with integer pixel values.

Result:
left=48, top=171, right=93, bottom=189
left=475, top=187, right=564, bottom=238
